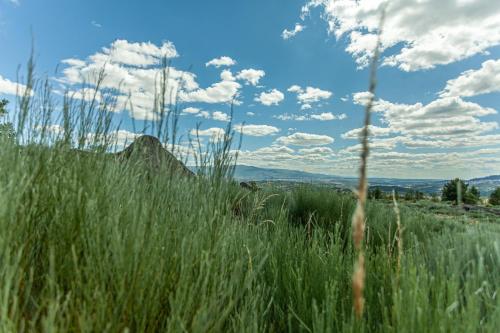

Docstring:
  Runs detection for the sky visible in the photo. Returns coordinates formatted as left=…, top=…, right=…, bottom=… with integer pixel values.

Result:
left=0, top=0, right=499, bottom=179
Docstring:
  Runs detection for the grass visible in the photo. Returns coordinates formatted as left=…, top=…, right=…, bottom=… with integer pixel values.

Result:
left=0, top=57, right=498, bottom=332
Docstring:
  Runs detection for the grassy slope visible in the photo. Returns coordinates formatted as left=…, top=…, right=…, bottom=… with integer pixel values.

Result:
left=0, top=141, right=498, bottom=332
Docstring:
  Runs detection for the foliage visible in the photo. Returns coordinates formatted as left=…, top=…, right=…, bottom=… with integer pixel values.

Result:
left=0, top=57, right=498, bottom=333
left=0, top=98, right=8, bottom=115
left=490, top=187, right=500, bottom=206
left=403, top=189, right=424, bottom=201
left=0, top=99, right=15, bottom=141
left=464, top=185, right=481, bottom=204
left=442, top=178, right=469, bottom=204
left=368, top=186, right=384, bottom=200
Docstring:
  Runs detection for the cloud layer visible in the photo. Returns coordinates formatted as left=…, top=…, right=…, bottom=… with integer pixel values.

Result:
left=301, top=0, right=500, bottom=71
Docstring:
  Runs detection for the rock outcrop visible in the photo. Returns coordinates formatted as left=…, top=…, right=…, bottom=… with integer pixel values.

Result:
left=116, top=135, right=195, bottom=177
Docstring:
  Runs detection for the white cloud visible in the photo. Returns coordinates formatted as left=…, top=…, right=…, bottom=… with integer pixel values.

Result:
left=196, top=111, right=210, bottom=119
left=274, top=114, right=308, bottom=121
left=346, top=93, right=499, bottom=150
left=190, top=127, right=226, bottom=140
left=206, top=56, right=236, bottom=68
left=440, top=59, right=500, bottom=98
left=302, top=0, right=500, bottom=71
left=0, top=75, right=28, bottom=96
left=8, top=0, right=19, bottom=6
left=212, top=111, right=231, bottom=122
left=97, top=39, right=178, bottom=67
left=182, top=107, right=201, bottom=114
left=275, top=112, right=346, bottom=122
left=282, top=23, right=306, bottom=40
left=255, top=89, right=285, bottom=106
left=86, top=129, right=140, bottom=149
left=59, top=40, right=243, bottom=120
left=236, top=69, right=265, bottom=86
left=246, top=111, right=255, bottom=116
left=276, top=132, right=334, bottom=146
left=287, top=85, right=302, bottom=93
left=310, top=112, right=343, bottom=121
left=91, top=21, right=102, bottom=28
left=181, top=69, right=241, bottom=104
left=182, top=107, right=230, bottom=122
left=341, top=125, right=394, bottom=139
left=288, top=85, right=332, bottom=108
left=299, top=147, right=334, bottom=155
left=352, top=91, right=374, bottom=106
left=235, top=124, right=280, bottom=137
left=220, top=69, right=236, bottom=81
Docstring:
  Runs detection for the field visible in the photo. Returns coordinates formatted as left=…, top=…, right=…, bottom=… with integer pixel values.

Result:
left=0, top=44, right=499, bottom=332
left=0, top=133, right=499, bottom=332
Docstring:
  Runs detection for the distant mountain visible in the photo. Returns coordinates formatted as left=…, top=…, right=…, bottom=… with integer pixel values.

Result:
left=233, top=165, right=337, bottom=181
left=233, top=165, right=500, bottom=196
left=468, top=175, right=500, bottom=195
left=469, top=175, right=500, bottom=182
left=189, top=164, right=499, bottom=196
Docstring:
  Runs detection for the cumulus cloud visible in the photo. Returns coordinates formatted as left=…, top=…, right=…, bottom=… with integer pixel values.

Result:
left=236, top=69, right=265, bottom=86
left=310, top=112, right=346, bottom=121
left=276, top=132, right=334, bottom=146
left=59, top=40, right=243, bottom=120
left=0, top=75, right=29, bottom=96
left=346, top=92, right=498, bottom=149
left=275, top=112, right=346, bottom=121
left=282, top=23, right=306, bottom=40
left=190, top=127, right=226, bottom=140
left=182, top=107, right=230, bottom=122
left=301, top=0, right=500, bottom=71
left=182, top=107, right=201, bottom=114
left=206, top=56, right=236, bottom=68
left=298, top=147, right=335, bottom=157
left=94, top=39, right=178, bottom=67
left=440, top=59, right=500, bottom=98
left=341, top=125, right=394, bottom=139
left=212, top=111, right=231, bottom=122
left=287, top=85, right=332, bottom=108
left=235, top=124, right=280, bottom=137
left=255, top=89, right=285, bottom=106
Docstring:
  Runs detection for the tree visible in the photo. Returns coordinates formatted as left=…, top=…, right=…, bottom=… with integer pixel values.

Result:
left=0, top=99, right=8, bottom=115
left=490, top=187, right=500, bottom=206
left=464, top=186, right=480, bottom=204
left=442, top=178, right=468, bottom=204
left=369, top=187, right=384, bottom=200
left=0, top=99, right=15, bottom=142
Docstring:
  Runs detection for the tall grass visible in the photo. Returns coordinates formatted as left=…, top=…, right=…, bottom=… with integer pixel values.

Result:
left=0, top=53, right=498, bottom=332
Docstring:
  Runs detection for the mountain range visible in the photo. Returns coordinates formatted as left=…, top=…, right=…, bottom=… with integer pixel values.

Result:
left=233, top=165, right=500, bottom=196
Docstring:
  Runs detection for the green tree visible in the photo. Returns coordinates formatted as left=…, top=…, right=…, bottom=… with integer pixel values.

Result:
left=464, top=186, right=480, bottom=204
left=369, top=187, right=383, bottom=200
left=442, top=178, right=468, bottom=204
left=490, top=187, right=500, bottom=206
left=0, top=99, right=15, bottom=142
left=0, top=99, right=8, bottom=115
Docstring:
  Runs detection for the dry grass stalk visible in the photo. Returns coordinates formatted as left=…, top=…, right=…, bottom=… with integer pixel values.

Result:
left=392, top=190, right=403, bottom=281
left=351, top=8, right=385, bottom=319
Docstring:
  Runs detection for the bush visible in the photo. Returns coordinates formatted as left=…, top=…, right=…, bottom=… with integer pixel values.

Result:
left=490, top=187, right=500, bottom=206
left=442, top=178, right=468, bottom=204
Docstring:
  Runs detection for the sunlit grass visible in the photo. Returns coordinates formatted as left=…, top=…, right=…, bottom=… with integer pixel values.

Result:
left=0, top=55, right=498, bottom=333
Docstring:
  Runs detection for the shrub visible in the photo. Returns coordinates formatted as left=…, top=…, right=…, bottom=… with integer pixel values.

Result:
left=490, top=187, right=500, bottom=206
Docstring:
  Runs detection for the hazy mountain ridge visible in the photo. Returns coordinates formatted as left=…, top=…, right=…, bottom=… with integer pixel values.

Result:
left=233, top=165, right=500, bottom=195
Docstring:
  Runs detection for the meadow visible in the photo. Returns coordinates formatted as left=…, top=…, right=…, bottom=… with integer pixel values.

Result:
left=0, top=58, right=499, bottom=333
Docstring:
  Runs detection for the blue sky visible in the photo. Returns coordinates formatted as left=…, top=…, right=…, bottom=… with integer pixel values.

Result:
left=1, top=0, right=499, bottom=179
